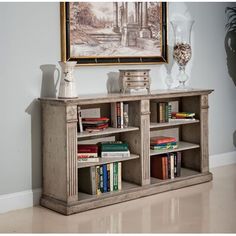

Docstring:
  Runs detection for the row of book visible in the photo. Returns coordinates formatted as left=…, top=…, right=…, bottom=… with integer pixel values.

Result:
left=78, top=162, right=122, bottom=195
left=151, top=152, right=182, bottom=180
left=150, top=136, right=178, bottom=150
left=150, top=102, right=172, bottom=123
left=77, top=142, right=130, bottom=163
left=111, top=102, right=129, bottom=128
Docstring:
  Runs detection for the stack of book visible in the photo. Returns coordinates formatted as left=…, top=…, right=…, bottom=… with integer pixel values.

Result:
left=151, top=152, right=182, bottom=180
left=100, top=141, right=130, bottom=158
left=150, top=136, right=178, bottom=150
left=95, top=162, right=122, bottom=195
left=77, top=144, right=99, bottom=162
left=171, top=112, right=196, bottom=120
left=111, top=102, right=129, bottom=128
left=150, top=102, right=172, bottom=123
left=82, top=117, right=109, bottom=132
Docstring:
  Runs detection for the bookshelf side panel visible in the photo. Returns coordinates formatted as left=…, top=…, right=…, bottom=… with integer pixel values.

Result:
left=200, top=95, right=209, bottom=173
left=41, top=103, right=67, bottom=202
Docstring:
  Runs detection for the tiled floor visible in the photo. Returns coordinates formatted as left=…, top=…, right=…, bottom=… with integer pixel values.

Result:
left=0, top=164, right=236, bottom=233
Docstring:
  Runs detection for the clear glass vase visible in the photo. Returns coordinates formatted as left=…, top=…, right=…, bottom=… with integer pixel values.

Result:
left=171, top=20, right=194, bottom=89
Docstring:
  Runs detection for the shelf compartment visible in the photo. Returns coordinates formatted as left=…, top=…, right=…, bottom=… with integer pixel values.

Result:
left=150, top=141, right=200, bottom=156
left=150, top=168, right=200, bottom=184
left=77, top=154, right=139, bottom=168
left=77, top=126, right=139, bottom=139
left=150, top=119, right=200, bottom=129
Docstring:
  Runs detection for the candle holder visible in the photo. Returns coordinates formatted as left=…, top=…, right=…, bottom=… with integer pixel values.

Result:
left=171, top=19, right=194, bottom=89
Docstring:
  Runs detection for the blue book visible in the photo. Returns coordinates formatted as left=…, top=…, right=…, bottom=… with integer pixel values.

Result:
left=103, top=164, right=108, bottom=192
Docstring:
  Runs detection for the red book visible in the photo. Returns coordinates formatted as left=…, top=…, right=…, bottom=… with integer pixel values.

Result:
left=78, top=144, right=98, bottom=153
left=151, top=156, right=168, bottom=180
left=82, top=117, right=109, bottom=122
left=150, top=136, right=176, bottom=145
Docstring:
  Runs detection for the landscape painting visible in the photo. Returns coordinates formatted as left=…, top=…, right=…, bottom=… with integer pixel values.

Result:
left=61, top=2, right=167, bottom=65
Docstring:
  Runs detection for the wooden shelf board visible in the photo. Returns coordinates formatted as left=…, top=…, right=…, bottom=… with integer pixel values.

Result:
left=150, top=141, right=200, bottom=156
left=151, top=168, right=200, bottom=185
left=77, top=126, right=139, bottom=139
left=77, top=154, right=139, bottom=168
left=150, top=119, right=200, bottom=129
left=78, top=180, right=140, bottom=201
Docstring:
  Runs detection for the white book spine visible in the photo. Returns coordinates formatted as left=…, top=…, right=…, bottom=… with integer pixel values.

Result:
left=120, top=101, right=124, bottom=129
left=101, top=151, right=130, bottom=158
left=170, top=154, right=175, bottom=179
left=78, top=109, right=83, bottom=133
left=118, top=162, right=122, bottom=190
left=110, top=163, right=114, bottom=192
left=77, top=158, right=99, bottom=163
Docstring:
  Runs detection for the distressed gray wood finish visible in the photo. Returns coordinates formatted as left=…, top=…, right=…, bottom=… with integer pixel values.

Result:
left=40, top=89, right=213, bottom=215
left=200, top=95, right=210, bottom=173
left=41, top=172, right=212, bottom=215
left=41, top=103, right=78, bottom=203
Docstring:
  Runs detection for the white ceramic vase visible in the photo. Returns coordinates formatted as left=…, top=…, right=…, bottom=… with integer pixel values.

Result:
left=58, top=61, right=78, bottom=98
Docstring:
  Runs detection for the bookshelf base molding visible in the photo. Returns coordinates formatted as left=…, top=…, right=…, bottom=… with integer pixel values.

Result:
left=40, top=171, right=212, bottom=215
left=39, top=89, right=213, bottom=215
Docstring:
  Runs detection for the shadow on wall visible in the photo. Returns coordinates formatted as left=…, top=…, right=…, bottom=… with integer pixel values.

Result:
left=225, top=7, right=236, bottom=87
left=25, top=99, right=41, bottom=190
left=107, top=72, right=121, bottom=93
left=40, top=64, right=60, bottom=98
left=25, top=64, right=60, bottom=191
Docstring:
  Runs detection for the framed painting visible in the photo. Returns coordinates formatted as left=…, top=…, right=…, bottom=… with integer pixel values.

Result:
left=60, top=2, right=167, bottom=65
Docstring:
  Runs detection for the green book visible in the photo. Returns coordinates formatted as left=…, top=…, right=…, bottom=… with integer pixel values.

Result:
left=101, top=143, right=129, bottom=152
left=113, top=162, right=118, bottom=191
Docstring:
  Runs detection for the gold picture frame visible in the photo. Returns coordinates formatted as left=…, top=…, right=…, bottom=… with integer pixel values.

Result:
left=60, top=2, right=168, bottom=66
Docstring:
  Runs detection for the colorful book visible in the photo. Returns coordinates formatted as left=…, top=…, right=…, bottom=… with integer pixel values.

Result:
left=100, top=166, right=104, bottom=193
left=113, top=162, right=118, bottom=191
left=151, top=156, right=168, bottom=180
left=77, top=153, right=98, bottom=158
left=118, top=162, right=122, bottom=191
left=150, top=136, right=177, bottom=145
left=96, top=166, right=101, bottom=195
left=110, top=163, right=114, bottom=192
left=101, top=143, right=129, bottom=152
left=107, top=164, right=110, bottom=192
left=78, top=144, right=98, bottom=153
left=103, top=164, right=108, bottom=193
left=77, top=158, right=100, bottom=163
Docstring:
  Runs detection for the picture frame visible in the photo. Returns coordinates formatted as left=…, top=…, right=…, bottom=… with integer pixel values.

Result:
left=60, top=2, right=168, bottom=66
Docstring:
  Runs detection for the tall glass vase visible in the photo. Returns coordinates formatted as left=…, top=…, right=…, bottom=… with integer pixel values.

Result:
left=171, top=20, right=194, bottom=89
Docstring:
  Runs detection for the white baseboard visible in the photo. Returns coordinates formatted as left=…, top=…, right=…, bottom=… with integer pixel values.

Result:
left=0, top=151, right=235, bottom=214
left=0, top=188, right=41, bottom=214
left=210, top=151, right=236, bottom=169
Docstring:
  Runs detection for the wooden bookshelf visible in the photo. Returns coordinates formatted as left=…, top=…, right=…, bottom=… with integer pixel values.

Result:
left=39, top=89, right=213, bottom=215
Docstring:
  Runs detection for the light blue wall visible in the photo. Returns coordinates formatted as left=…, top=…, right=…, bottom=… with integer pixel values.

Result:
left=0, top=2, right=235, bottom=195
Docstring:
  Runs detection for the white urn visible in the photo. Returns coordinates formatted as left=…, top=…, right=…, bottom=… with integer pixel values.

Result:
left=58, top=61, right=78, bottom=98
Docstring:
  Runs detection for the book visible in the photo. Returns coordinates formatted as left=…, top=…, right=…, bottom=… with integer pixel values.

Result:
left=100, top=143, right=129, bottom=152
left=78, top=144, right=98, bottom=153
left=96, top=166, right=101, bottom=195
left=113, top=162, right=118, bottom=191
left=123, top=103, right=129, bottom=128
left=170, top=153, right=175, bottom=179
left=171, top=112, right=195, bottom=118
left=78, top=167, right=96, bottom=195
left=103, top=164, right=108, bottom=193
left=100, top=166, right=104, bottom=193
left=78, top=157, right=100, bottom=162
left=101, top=151, right=130, bottom=158
left=150, top=136, right=177, bottom=145
left=77, top=107, right=83, bottom=133
left=118, top=162, right=122, bottom=191
left=111, top=102, right=118, bottom=128
left=176, top=152, right=181, bottom=177
left=110, top=163, right=114, bottom=192
left=81, top=108, right=100, bottom=118
left=107, top=164, right=110, bottom=192
left=151, top=156, right=168, bottom=180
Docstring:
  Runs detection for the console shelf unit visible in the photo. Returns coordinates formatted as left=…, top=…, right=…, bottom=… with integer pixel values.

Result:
left=39, top=89, right=213, bottom=215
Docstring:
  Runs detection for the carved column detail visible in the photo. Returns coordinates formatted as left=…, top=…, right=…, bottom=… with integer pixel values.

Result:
left=200, top=95, right=209, bottom=173
left=66, top=105, right=78, bottom=202
left=140, top=99, right=150, bottom=185
left=113, top=2, right=120, bottom=33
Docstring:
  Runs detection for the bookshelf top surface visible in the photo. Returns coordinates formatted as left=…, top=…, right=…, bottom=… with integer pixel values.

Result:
left=39, top=88, right=214, bottom=105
